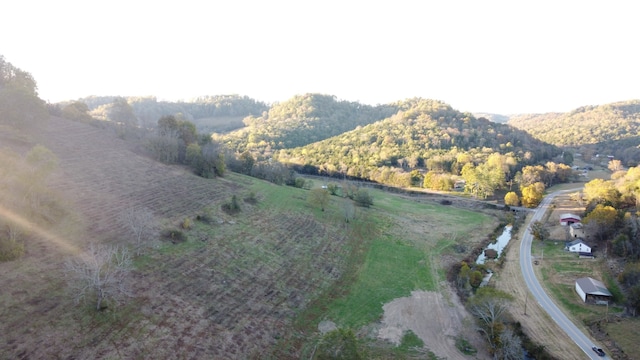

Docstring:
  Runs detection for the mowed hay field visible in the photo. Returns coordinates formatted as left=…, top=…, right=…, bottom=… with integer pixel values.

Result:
left=0, top=117, right=500, bottom=359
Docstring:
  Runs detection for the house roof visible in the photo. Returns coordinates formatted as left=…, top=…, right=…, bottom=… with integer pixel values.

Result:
left=561, top=213, right=581, bottom=220
left=576, top=277, right=612, bottom=297
left=566, top=239, right=589, bottom=247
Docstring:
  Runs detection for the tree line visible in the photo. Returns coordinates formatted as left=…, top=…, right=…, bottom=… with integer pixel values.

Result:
left=52, top=94, right=268, bottom=130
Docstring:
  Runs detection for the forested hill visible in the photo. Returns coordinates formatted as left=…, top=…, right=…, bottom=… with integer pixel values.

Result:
left=215, top=93, right=397, bottom=157
left=508, top=100, right=640, bottom=165
left=276, top=98, right=560, bottom=183
left=56, top=95, right=268, bottom=133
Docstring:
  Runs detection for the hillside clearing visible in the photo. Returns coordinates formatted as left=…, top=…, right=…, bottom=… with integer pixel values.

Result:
left=2, top=116, right=501, bottom=359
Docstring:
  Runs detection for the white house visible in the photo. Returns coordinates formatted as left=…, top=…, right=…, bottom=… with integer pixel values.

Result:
left=575, top=277, right=612, bottom=303
left=560, top=213, right=581, bottom=226
left=565, top=239, right=591, bottom=253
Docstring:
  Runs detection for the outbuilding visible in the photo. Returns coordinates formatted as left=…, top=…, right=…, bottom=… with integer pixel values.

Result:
left=560, top=213, right=581, bottom=226
left=575, top=277, right=612, bottom=304
left=570, top=223, right=586, bottom=238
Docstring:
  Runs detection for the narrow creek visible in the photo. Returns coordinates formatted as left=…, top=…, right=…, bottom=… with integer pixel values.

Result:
left=476, top=225, right=513, bottom=264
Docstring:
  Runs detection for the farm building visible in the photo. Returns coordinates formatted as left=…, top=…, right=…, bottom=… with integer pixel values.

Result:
left=565, top=239, right=591, bottom=253
left=569, top=223, right=586, bottom=238
left=575, top=277, right=612, bottom=304
left=560, top=213, right=581, bottom=226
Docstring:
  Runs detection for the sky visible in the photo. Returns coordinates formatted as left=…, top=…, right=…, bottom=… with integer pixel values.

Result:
left=2, top=0, right=639, bottom=114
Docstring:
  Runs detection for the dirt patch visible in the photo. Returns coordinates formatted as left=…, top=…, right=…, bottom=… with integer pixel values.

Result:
left=377, top=287, right=490, bottom=359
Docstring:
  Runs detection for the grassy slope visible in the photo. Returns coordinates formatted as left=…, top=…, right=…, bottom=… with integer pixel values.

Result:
left=0, top=118, right=499, bottom=359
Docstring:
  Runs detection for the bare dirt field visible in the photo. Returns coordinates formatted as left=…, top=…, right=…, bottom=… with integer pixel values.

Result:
left=378, top=288, right=490, bottom=359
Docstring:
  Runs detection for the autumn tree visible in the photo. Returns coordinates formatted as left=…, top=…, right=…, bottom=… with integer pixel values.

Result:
left=584, top=178, right=620, bottom=207
left=529, top=220, right=549, bottom=242
left=469, top=270, right=484, bottom=289
left=504, top=191, right=519, bottom=207
left=583, top=204, right=618, bottom=244
left=608, top=159, right=623, bottom=172
left=520, top=182, right=545, bottom=208
left=65, top=243, right=132, bottom=310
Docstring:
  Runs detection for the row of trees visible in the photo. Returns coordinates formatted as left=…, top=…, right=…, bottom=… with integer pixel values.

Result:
left=454, top=260, right=525, bottom=359
left=57, top=94, right=268, bottom=130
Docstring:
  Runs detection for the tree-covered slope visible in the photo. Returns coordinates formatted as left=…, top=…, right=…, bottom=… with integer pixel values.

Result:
left=276, top=98, right=560, bottom=182
left=215, top=93, right=397, bottom=156
left=508, top=100, right=640, bottom=166
left=56, top=95, right=268, bottom=131
left=508, top=100, right=640, bottom=146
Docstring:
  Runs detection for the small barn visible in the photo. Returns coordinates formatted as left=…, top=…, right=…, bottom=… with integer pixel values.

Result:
left=565, top=239, right=591, bottom=253
left=569, top=223, right=586, bottom=238
left=560, top=213, right=581, bottom=226
left=575, top=277, right=612, bottom=303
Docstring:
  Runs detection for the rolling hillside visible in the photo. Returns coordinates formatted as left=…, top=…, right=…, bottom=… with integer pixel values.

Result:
left=277, top=98, right=560, bottom=182
left=508, top=100, right=640, bottom=165
left=216, top=93, right=398, bottom=157
left=0, top=115, right=362, bottom=358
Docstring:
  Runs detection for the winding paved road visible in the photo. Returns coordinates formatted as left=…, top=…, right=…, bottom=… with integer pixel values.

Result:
left=520, top=189, right=610, bottom=360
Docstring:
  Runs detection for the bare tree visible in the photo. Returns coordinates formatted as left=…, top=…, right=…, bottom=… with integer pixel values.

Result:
left=498, top=327, right=522, bottom=360
left=122, top=207, right=158, bottom=256
left=470, top=296, right=509, bottom=353
left=342, top=198, right=355, bottom=222
left=65, top=243, right=132, bottom=310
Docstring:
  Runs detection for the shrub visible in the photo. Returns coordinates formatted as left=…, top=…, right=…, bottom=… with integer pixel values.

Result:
left=294, top=178, right=306, bottom=188
left=196, top=208, right=214, bottom=224
left=244, top=191, right=258, bottom=204
left=181, top=218, right=192, bottom=230
left=353, top=189, right=373, bottom=207
left=222, top=195, right=241, bottom=214
left=0, top=237, right=24, bottom=262
left=162, top=228, right=187, bottom=244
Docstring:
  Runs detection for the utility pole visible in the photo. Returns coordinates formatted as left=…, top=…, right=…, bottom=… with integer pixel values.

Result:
left=524, top=292, right=528, bottom=315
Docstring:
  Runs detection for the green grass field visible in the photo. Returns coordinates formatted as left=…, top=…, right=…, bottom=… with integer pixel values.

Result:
left=280, top=185, right=497, bottom=358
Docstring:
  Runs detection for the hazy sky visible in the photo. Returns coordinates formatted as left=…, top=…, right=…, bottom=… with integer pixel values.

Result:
left=3, top=0, right=639, bottom=114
